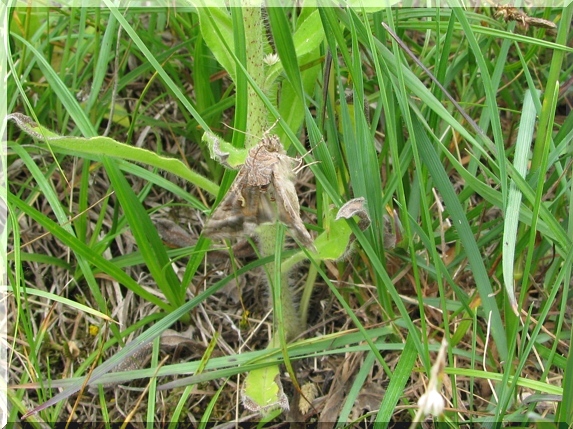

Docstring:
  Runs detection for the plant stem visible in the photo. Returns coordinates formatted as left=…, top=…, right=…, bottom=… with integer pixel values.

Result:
left=243, top=7, right=267, bottom=148
left=256, top=223, right=303, bottom=342
left=241, top=5, right=304, bottom=341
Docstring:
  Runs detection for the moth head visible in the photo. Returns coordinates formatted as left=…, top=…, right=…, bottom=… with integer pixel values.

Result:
left=262, top=134, right=283, bottom=153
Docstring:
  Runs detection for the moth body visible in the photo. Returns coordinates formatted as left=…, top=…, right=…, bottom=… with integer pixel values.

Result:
left=204, top=135, right=314, bottom=249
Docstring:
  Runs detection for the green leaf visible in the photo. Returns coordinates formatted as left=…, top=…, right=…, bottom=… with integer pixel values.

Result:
left=376, top=333, right=418, bottom=425
left=281, top=206, right=357, bottom=272
left=192, top=6, right=236, bottom=83
left=10, top=115, right=218, bottom=196
left=1, top=285, right=114, bottom=323
left=103, top=158, right=184, bottom=308
left=502, top=89, right=537, bottom=313
left=313, top=210, right=353, bottom=260
left=242, top=366, right=289, bottom=416
left=266, top=9, right=325, bottom=86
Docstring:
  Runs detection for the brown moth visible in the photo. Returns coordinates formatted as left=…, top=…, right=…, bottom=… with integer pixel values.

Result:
left=203, top=134, right=314, bottom=249
left=495, top=6, right=557, bottom=30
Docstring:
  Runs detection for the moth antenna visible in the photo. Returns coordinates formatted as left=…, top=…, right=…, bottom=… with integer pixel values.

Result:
left=294, top=160, right=320, bottom=175
left=262, top=118, right=281, bottom=137
left=222, top=123, right=259, bottom=140
left=291, top=136, right=325, bottom=173
left=224, top=118, right=282, bottom=142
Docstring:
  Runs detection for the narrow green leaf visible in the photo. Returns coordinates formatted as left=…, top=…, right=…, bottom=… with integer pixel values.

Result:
left=450, top=4, right=507, bottom=204
left=103, top=157, right=183, bottom=307
left=376, top=334, right=418, bottom=425
left=412, top=116, right=508, bottom=362
left=85, top=13, right=118, bottom=116
left=8, top=192, right=171, bottom=311
left=502, top=90, right=537, bottom=313
left=2, top=285, right=114, bottom=323
left=10, top=33, right=96, bottom=137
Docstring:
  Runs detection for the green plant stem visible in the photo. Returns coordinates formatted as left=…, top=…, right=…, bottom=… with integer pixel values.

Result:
left=241, top=5, right=303, bottom=341
left=243, top=6, right=268, bottom=147
left=256, top=223, right=303, bottom=342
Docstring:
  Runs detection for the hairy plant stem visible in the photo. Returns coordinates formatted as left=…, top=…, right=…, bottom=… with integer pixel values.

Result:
left=257, top=223, right=303, bottom=342
left=242, top=6, right=303, bottom=341
left=243, top=7, right=268, bottom=148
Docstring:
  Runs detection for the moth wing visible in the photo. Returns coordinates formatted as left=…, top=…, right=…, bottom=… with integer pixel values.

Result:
left=271, top=158, right=314, bottom=249
left=203, top=169, right=249, bottom=239
left=244, top=145, right=276, bottom=188
left=526, top=17, right=556, bottom=28
left=241, top=186, right=275, bottom=236
left=203, top=168, right=275, bottom=240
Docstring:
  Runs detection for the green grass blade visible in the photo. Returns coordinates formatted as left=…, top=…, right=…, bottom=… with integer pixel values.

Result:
left=449, top=5, right=507, bottom=204
left=10, top=33, right=96, bottom=137
left=102, top=157, right=183, bottom=307
left=375, top=333, right=418, bottom=425
left=2, top=285, right=113, bottom=323
left=502, top=90, right=537, bottom=312
left=8, top=191, right=171, bottom=311
left=412, top=117, right=508, bottom=362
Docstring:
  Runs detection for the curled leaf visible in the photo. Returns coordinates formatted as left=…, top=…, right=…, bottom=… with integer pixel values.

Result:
left=336, top=197, right=400, bottom=249
left=202, top=131, right=247, bottom=169
left=335, top=197, right=371, bottom=230
left=7, top=112, right=59, bottom=139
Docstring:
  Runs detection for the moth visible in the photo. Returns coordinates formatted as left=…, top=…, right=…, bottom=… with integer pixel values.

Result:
left=495, top=6, right=557, bottom=30
left=203, top=134, right=314, bottom=249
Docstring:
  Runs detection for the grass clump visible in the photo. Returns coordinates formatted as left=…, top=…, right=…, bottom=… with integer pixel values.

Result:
left=4, top=4, right=573, bottom=427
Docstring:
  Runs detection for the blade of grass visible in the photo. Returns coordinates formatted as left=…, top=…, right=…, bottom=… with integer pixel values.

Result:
left=170, top=333, right=220, bottom=426
left=336, top=352, right=375, bottom=424
left=411, top=116, right=508, bottom=361
left=531, top=3, right=573, bottom=172
left=85, top=12, right=118, bottom=118
left=375, top=333, right=418, bottom=426
left=10, top=33, right=96, bottom=137
left=102, top=157, right=184, bottom=307
left=133, top=325, right=399, bottom=391
left=503, top=90, right=537, bottom=313
left=8, top=190, right=171, bottom=311
left=2, top=285, right=114, bottom=323
left=103, top=2, right=211, bottom=134
left=449, top=5, right=507, bottom=203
